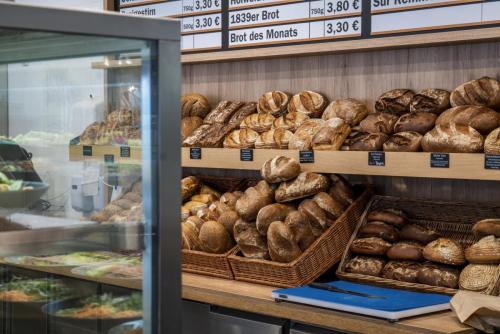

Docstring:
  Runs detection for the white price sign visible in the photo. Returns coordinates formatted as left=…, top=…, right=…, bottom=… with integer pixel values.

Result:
left=182, top=13, right=222, bottom=32
left=324, top=0, right=362, bottom=16
left=324, top=17, right=361, bottom=37
left=183, top=0, right=222, bottom=14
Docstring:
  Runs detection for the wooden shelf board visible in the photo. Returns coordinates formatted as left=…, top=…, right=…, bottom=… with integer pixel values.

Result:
left=69, top=144, right=142, bottom=164
left=181, top=148, right=500, bottom=181
left=182, top=273, right=474, bottom=334
left=91, top=59, right=141, bottom=69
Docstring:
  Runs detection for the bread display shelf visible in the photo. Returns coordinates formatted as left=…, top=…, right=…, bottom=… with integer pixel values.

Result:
left=91, top=59, right=141, bottom=69
left=182, top=148, right=500, bottom=181
left=69, top=144, right=142, bottom=164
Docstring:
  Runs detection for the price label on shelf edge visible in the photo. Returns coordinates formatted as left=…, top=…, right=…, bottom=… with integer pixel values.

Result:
left=182, top=13, right=222, bottom=33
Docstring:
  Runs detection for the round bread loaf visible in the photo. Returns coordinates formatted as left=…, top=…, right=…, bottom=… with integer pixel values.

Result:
left=273, top=112, right=309, bottom=132
left=182, top=221, right=203, bottom=251
left=459, top=264, right=499, bottom=291
left=472, top=219, right=500, bottom=237
left=261, top=156, right=301, bottom=183
left=196, top=207, right=219, bottom=222
left=288, top=119, right=325, bottom=150
left=184, top=201, right=207, bottom=216
left=423, top=238, right=465, bottom=265
left=223, top=128, right=260, bottom=149
left=345, top=256, right=386, bottom=276
left=240, top=113, right=275, bottom=133
left=298, top=199, right=332, bottom=237
left=181, top=116, right=203, bottom=141
left=322, top=98, right=368, bottom=126
left=350, top=237, right=392, bottom=256
left=267, top=221, right=303, bottom=263
left=367, top=209, right=408, bottom=228
left=410, top=89, right=450, bottom=114
left=256, top=203, right=295, bottom=236
left=218, top=210, right=239, bottom=239
left=375, top=89, right=415, bottom=115
left=234, top=219, right=269, bottom=259
left=465, top=235, right=500, bottom=264
left=421, top=123, right=484, bottom=153
left=220, top=192, right=243, bottom=210
left=382, top=261, right=421, bottom=283
left=328, top=174, right=354, bottom=208
left=257, top=91, right=290, bottom=117
left=181, top=93, right=210, bottom=118
left=288, top=91, right=328, bottom=118
left=417, top=263, right=460, bottom=288
left=348, top=132, right=389, bottom=151
left=209, top=201, right=231, bottom=216
left=387, top=241, right=424, bottom=261
left=181, top=176, right=200, bottom=201
left=360, top=112, right=399, bottom=135
left=394, top=112, right=437, bottom=135
left=435, top=105, right=499, bottom=135
left=275, top=172, right=330, bottom=203
left=185, top=215, right=205, bottom=231
left=311, top=118, right=352, bottom=151
left=450, top=77, right=500, bottom=109
left=284, top=210, right=316, bottom=251
left=359, top=221, right=400, bottom=242
left=400, top=224, right=440, bottom=244
left=312, top=192, right=344, bottom=220
left=235, top=180, right=275, bottom=221
left=485, top=128, right=500, bottom=154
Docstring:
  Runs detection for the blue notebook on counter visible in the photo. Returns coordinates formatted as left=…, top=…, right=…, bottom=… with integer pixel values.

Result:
left=272, top=281, right=451, bottom=321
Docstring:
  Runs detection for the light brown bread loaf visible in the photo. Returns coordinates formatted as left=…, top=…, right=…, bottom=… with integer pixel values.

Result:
left=417, top=263, right=460, bottom=288
left=235, top=180, right=275, bottom=221
left=345, top=256, right=386, bottom=276
left=185, top=215, right=205, bottom=232
left=181, top=176, right=200, bottom=201
left=312, top=192, right=344, bottom=220
left=223, top=128, right=259, bottom=148
left=459, top=264, right=499, bottom=291
left=348, top=133, right=389, bottom=151
left=350, top=237, right=392, bottom=256
left=375, top=89, right=415, bottom=115
left=261, top=156, right=301, bottom=183
left=256, top=203, right=295, bottom=236
left=382, top=261, right=421, bottom=283
left=465, top=236, right=500, bottom=264
left=394, top=112, right=437, bottom=135
left=450, top=77, right=500, bottom=109
left=234, top=219, right=269, bottom=259
left=288, top=119, right=325, bottom=150
left=383, top=131, right=423, bottom=152
left=181, top=93, right=211, bottom=118
left=204, top=101, right=244, bottom=125
left=298, top=199, right=332, bottom=237
left=423, top=238, right=465, bottom=265
left=485, top=128, right=500, bottom=154
left=273, top=112, right=309, bottom=132
left=472, top=219, right=500, bottom=237
left=220, top=192, right=243, bottom=210
left=267, top=221, right=303, bottom=263
left=284, top=210, right=316, bottom=251
left=311, top=118, right=351, bottom=151
left=228, top=102, right=258, bottom=125
left=275, top=172, right=330, bottom=202
left=254, top=128, right=293, bottom=149
left=421, top=124, right=484, bottom=153
left=322, top=98, right=368, bottom=126
left=240, top=113, right=275, bottom=133
left=435, top=105, right=499, bottom=135
left=257, top=91, right=290, bottom=116
left=181, top=221, right=203, bottom=251
left=360, top=112, right=399, bottom=135
left=199, top=220, right=234, bottom=254
left=218, top=210, right=239, bottom=239
left=181, top=116, right=203, bottom=141
left=288, top=91, right=328, bottom=118
left=410, top=89, right=450, bottom=114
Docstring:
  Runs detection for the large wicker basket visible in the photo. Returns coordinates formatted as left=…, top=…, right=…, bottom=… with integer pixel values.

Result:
left=228, top=187, right=372, bottom=287
left=181, top=175, right=246, bottom=279
left=336, top=195, right=500, bottom=295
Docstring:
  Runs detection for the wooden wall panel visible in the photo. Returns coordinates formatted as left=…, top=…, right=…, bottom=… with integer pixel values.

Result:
left=182, top=41, right=500, bottom=203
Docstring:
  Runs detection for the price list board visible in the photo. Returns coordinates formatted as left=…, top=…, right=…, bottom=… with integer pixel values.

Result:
left=119, top=0, right=500, bottom=54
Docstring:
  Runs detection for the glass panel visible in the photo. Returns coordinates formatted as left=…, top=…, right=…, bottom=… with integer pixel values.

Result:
left=0, top=29, right=152, bottom=334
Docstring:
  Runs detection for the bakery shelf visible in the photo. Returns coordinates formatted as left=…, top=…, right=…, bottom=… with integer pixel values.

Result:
left=181, top=148, right=500, bottom=181
left=69, top=144, right=142, bottom=164
left=91, top=58, right=141, bottom=69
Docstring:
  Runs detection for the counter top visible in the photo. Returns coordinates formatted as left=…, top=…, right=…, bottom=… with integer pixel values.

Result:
left=182, top=273, right=475, bottom=334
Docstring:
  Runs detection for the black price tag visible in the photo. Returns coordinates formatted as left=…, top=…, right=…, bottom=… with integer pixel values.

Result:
left=485, top=154, right=500, bottom=170
left=430, top=153, right=449, bottom=168
left=82, top=145, right=92, bottom=156
left=240, top=149, right=253, bottom=161
left=368, top=151, right=385, bottom=166
left=299, top=150, right=315, bottom=163
left=104, top=154, right=115, bottom=163
left=190, top=147, right=202, bottom=160
left=120, top=146, right=131, bottom=158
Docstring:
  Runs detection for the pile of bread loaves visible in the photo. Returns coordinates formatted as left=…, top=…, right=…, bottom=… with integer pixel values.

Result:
left=79, top=109, right=141, bottom=146
left=182, top=76, right=500, bottom=153
left=181, top=156, right=355, bottom=263
left=345, top=211, right=500, bottom=293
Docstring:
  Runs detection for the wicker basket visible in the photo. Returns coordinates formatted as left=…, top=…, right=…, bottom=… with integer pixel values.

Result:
left=336, top=195, right=500, bottom=295
left=181, top=175, right=247, bottom=279
left=228, top=187, right=373, bottom=287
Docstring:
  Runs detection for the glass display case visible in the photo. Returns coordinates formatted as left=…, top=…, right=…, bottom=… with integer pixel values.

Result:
left=0, top=3, right=181, bottom=334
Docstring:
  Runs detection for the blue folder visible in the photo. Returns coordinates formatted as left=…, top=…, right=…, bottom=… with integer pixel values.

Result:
left=272, top=281, right=451, bottom=321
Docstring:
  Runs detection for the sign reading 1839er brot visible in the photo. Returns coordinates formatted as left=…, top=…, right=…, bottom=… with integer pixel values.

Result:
left=119, top=0, right=500, bottom=53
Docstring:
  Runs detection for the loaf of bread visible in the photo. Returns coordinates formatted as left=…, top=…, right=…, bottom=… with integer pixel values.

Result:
left=267, top=221, right=303, bottom=263
left=359, top=221, right=399, bottom=242
left=345, top=256, right=386, bottom=276
left=472, top=219, right=500, bottom=237
left=417, top=263, right=460, bottom=288
left=181, top=116, right=203, bottom=141
left=421, top=124, right=484, bottom=153
left=400, top=224, right=440, bottom=244
left=367, top=209, right=407, bottom=228
left=298, top=199, right=332, bottom=237
left=382, top=261, right=421, bottom=283
left=485, top=128, right=500, bottom=154
left=394, top=112, right=437, bottom=135
left=204, top=101, right=244, bottom=125
left=349, top=133, right=389, bottom=151
left=234, top=219, right=269, bottom=259
left=423, top=238, right=465, bottom=265
left=328, top=174, right=354, bottom=208
left=182, top=221, right=203, bottom=251
left=387, top=241, right=424, bottom=261
left=261, top=156, right=301, bottom=183
left=257, top=91, right=290, bottom=117
left=223, top=128, right=259, bottom=148
left=288, top=91, right=328, bottom=118
left=198, top=220, right=234, bottom=254
left=288, top=119, right=325, bottom=150
left=375, top=89, right=414, bottom=115
left=218, top=210, right=239, bottom=239
left=360, top=112, right=399, bottom=135
left=256, top=203, right=295, bottom=236
left=235, top=180, right=275, bottom=221
left=322, top=98, right=368, bottom=126
left=191, top=193, right=219, bottom=205
left=275, top=172, right=330, bottom=202
left=183, top=123, right=235, bottom=148
left=459, top=264, right=498, bottom=292
left=464, top=236, right=500, bottom=264
left=273, top=112, right=309, bottom=132
left=435, top=106, right=499, bottom=135
left=186, top=215, right=205, bottom=231
left=228, top=102, right=258, bottom=125
left=383, top=131, right=423, bottom=152
left=450, top=77, right=500, bottom=109
left=182, top=124, right=211, bottom=147
left=311, top=118, right=351, bottom=151
left=410, top=89, right=450, bottom=114
left=240, top=113, right=275, bottom=133
left=181, top=93, right=211, bottom=118
left=255, top=128, right=293, bottom=149
left=350, top=237, right=392, bottom=256
left=284, top=210, right=316, bottom=251
left=220, top=192, right=243, bottom=210
left=196, top=207, right=218, bottom=221
left=312, top=192, right=344, bottom=220
left=182, top=176, right=201, bottom=201
left=209, top=201, right=231, bottom=216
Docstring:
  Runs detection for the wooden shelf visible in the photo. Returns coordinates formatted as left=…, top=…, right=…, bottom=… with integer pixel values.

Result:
left=91, top=59, right=141, bottom=69
left=182, top=273, right=474, bottom=334
left=69, top=144, right=142, bottom=164
left=182, top=148, right=500, bottom=181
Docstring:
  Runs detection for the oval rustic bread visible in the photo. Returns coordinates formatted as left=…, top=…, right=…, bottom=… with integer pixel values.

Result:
left=387, top=241, right=424, bottom=261
left=235, top=180, right=275, bottom=221
left=284, top=210, right=316, bottom=251
left=359, top=221, right=400, bottom=242
left=218, top=210, right=239, bottom=239
left=288, top=91, right=328, bottom=118
left=257, top=91, right=290, bottom=116
left=383, top=131, right=423, bottom=152
left=421, top=123, right=484, bottom=153
left=182, top=221, right=202, bottom=251
left=382, top=261, right=421, bottom=283
left=267, top=221, right=303, bottom=263
left=256, top=203, right=295, bottom=236
left=234, top=219, right=269, bottom=260
left=423, top=238, right=465, bottom=265
left=394, top=112, right=437, bottom=135
left=322, top=98, right=368, bottom=126
left=450, top=77, right=500, bottom=109
left=312, top=192, right=344, bottom=220
left=345, top=256, right=386, bottom=277
left=328, top=174, right=354, bottom=208
left=348, top=132, right=389, bottom=151
left=417, top=263, right=460, bottom=288
left=367, top=209, right=407, bottom=228
left=181, top=93, right=211, bottom=118
left=288, top=119, right=325, bottom=150
left=360, top=112, right=399, bottom=134
left=275, top=172, right=330, bottom=202
left=410, top=89, right=450, bottom=114
left=240, top=113, right=275, bottom=133
left=261, top=156, right=301, bottom=184
left=400, top=224, right=440, bottom=244
left=298, top=199, right=332, bottom=237
left=459, top=263, right=499, bottom=291
left=273, top=112, right=309, bottom=132
left=181, top=176, right=201, bottom=201
left=485, top=128, right=500, bottom=154
left=375, top=89, right=414, bottom=115
left=311, top=118, right=352, bottom=151
left=199, top=220, right=234, bottom=254
left=465, top=235, right=500, bottom=264
left=350, top=237, right=392, bottom=256
left=472, top=219, right=500, bottom=237
left=435, top=105, right=500, bottom=135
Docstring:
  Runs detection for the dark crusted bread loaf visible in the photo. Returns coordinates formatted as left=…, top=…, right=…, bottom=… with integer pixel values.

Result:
left=450, top=77, right=500, bottom=109
left=345, top=256, right=386, bottom=276
left=410, top=89, right=450, bottom=114
left=267, top=221, right=303, bottom=263
left=421, top=123, right=484, bottom=153
left=261, top=156, right=301, bottom=183
left=383, top=131, right=423, bottom=152
left=360, top=112, right=399, bottom=135
left=375, top=89, right=414, bottom=115
left=234, top=219, right=269, bottom=259
left=435, top=105, right=499, bottom=135
left=394, top=112, right=437, bottom=135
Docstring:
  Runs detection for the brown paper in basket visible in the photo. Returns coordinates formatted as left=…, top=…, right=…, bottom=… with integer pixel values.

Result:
left=450, top=291, right=500, bottom=334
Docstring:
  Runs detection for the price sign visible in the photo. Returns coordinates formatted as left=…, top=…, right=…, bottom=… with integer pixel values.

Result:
left=120, top=146, right=131, bottom=158
left=485, top=154, right=500, bottom=170
left=240, top=149, right=254, bottom=161
left=83, top=146, right=93, bottom=157
left=299, top=150, right=315, bottom=163
left=182, top=13, right=222, bottom=33
left=430, top=153, right=449, bottom=168
left=325, top=0, right=362, bottom=15
left=190, top=147, right=202, bottom=159
left=368, top=152, right=385, bottom=166
left=194, top=0, right=221, bottom=11
left=324, top=17, right=361, bottom=37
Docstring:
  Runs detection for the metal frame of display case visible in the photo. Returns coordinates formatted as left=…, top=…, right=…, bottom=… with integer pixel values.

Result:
left=0, top=3, right=181, bottom=334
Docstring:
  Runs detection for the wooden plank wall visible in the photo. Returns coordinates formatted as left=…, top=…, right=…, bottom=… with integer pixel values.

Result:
left=182, top=41, right=500, bottom=204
